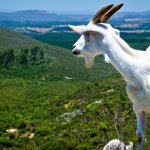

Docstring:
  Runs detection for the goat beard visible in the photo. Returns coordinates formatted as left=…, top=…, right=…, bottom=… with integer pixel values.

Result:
left=84, top=54, right=111, bottom=68
left=85, top=56, right=94, bottom=69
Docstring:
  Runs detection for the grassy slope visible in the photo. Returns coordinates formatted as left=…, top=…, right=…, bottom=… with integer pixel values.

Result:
left=0, top=28, right=118, bottom=81
left=0, top=28, right=50, bottom=52
left=0, top=29, right=150, bottom=149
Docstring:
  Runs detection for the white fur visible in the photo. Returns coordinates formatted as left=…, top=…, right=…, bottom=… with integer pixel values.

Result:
left=69, top=22, right=150, bottom=149
left=103, top=139, right=133, bottom=150
left=146, top=46, right=150, bottom=52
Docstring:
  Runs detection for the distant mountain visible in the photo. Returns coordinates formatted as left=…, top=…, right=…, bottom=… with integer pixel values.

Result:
left=0, top=10, right=91, bottom=22
left=116, top=11, right=150, bottom=19
left=0, top=10, right=60, bottom=21
left=0, top=10, right=149, bottom=22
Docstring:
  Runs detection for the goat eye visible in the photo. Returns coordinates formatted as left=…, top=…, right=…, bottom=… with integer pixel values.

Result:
left=84, top=32, right=91, bottom=42
left=84, top=32, right=90, bottom=36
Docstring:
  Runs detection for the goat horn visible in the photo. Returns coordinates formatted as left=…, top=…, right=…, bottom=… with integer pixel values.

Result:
left=92, top=4, right=114, bottom=24
left=100, top=3, right=124, bottom=23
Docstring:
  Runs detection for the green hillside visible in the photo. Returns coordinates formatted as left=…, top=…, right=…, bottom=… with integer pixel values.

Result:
left=0, top=28, right=150, bottom=149
left=0, top=28, right=118, bottom=81
left=0, top=28, right=50, bottom=52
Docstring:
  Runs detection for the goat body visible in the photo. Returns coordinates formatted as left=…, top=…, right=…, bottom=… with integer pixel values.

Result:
left=69, top=22, right=150, bottom=149
left=68, top=4, right=149, bottom=149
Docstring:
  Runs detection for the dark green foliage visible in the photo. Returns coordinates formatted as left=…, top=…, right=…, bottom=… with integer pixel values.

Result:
left=30, top=46, right=39, bottom=63
left=39, top=50, right=45, bottom=63
left=0, top=46, right=47, bottom=67
left=1, top=69, right=149, bottom=149
left=30, top=46, right=46, bottom=64
left=0, top=49, right=15, bottom=68
left=19, top=49, right=29, bottom=64
left=4, top=49, right=15, bottom=68
left=0, top=137, right=16, bottom=148
left=39, top=50, right=44, bottom=59
left=0, top=51, right=6, bottom=65
left=31, top=32, right=80, bottom=49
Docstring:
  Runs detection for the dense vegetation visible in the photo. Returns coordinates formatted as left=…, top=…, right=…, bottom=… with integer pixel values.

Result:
left=0, top=47, right=47, bottom=69
left=30, top=32, right=80, bottom=50
left=0, top=27, right=150, bottom=150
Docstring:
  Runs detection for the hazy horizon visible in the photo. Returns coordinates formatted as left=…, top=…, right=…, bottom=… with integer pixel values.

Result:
left=0, top=0, right=150, bottom=14
left=0, top=9, right=150, bottom=15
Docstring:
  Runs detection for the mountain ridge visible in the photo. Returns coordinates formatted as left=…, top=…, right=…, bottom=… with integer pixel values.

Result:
left=0, top=9, right=149, bottom=22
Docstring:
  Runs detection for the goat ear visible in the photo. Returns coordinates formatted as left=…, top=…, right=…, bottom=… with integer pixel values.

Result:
left=68, top=25, right=89, bottom=35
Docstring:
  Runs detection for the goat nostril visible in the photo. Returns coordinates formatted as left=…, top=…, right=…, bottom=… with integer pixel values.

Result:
left=73, top=50, right=80, bottom=55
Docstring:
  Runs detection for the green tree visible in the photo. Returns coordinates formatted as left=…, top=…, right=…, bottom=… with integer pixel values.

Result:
left=4, top=49, right=15, bottom=68
left=30, top=46, right=40, bottom=64
left=19, top=49, right=29, bottom=65
left=39, top=50, right=45, bottom=63
left=0, top=51, right=6, bottom=66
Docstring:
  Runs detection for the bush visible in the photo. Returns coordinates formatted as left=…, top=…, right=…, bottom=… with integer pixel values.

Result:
left=0, top=137, right=16, bottom=148
left=35, top=126, right=52, bottom=136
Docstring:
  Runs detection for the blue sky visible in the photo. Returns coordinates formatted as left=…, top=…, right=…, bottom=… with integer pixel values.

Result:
left=1, top=0, right=150, bottom=13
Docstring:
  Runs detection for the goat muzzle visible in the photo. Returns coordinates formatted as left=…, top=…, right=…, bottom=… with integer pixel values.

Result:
left=72, top=49, right=81, bottom=55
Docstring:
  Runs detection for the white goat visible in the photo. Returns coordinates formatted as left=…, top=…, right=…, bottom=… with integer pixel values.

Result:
left=68, top=4, right=150, bottom=149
